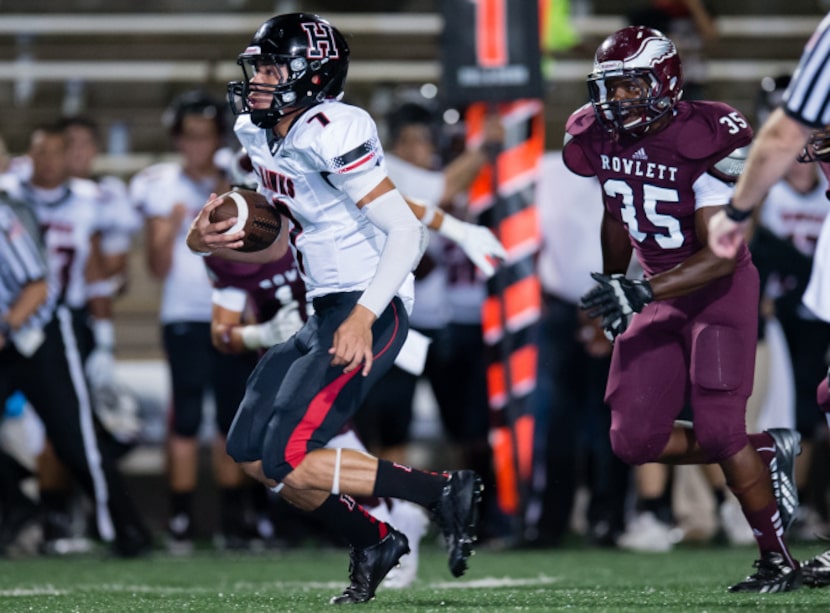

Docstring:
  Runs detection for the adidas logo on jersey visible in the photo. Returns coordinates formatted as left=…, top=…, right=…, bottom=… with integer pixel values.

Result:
left=632, top=147, right=648, bottom=160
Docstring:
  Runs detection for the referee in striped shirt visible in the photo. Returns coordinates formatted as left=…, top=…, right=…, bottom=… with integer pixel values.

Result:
left=701, top=12, right=830, bottom=588
left=0, top=191, right=54, bottom=551
left=0, top=191, right=151, bottom=557
left=0, top=192, right=54, bottom=357
left=708, top=12, right=830, bottom=257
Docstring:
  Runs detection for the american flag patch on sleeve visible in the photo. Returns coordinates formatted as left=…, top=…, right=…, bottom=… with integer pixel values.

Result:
left=328, top=138, right=378, bottom=173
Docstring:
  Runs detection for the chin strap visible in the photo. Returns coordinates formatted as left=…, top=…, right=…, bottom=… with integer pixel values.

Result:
left=250, top=109, right=280, bottom=129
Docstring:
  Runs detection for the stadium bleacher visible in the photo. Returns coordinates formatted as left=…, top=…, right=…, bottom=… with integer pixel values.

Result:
left=0, top=2, right=821, bottom=359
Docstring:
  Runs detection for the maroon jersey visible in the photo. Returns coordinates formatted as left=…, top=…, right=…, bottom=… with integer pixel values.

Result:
left=204, top=251, right=308, bottom=323
left=563, top=100, right=754, bottom=275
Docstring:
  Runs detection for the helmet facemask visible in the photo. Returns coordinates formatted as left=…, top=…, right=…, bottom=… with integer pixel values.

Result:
left=798, top=127, right=830, bottom=163
left=228, top=54, right=306, bottom=128
left=589, top=68, right=677, bottom=139
left=228, top=52, right=347, bottom=129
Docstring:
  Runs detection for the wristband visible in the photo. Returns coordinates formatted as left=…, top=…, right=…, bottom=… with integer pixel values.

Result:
left=87, top=278, right=117, bottom=299
left=419, top=206, right=437, bottom=228
left=724, top=200, right=752, bottom=222
left=437, top=213, right=467, bottom=243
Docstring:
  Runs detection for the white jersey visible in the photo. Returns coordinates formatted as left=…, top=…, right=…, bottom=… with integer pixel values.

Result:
left=234, top=100, right=414, bottom=312
left=0, top=173, right=104, bottom=309
left=759, top=173, right=829, bottom=257
left=135, top=164, right=218, bottom=323
left=95, top=174, right=141, bottom=256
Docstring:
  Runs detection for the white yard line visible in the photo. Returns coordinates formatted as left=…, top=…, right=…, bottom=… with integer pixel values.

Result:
left=0, top=575, right=560, bottom=597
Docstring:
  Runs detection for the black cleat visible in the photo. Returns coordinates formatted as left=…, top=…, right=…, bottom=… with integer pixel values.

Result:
left=728, top=552, right=802, bottom=593
left=767, top=428, right=801, bottom=533
left=330, top=528, right=410, bottom=605
left=112, top=523, right=153, bottom=558
left=802, top=549, right=830, bottom=588
left=429, top=470, right=484, bottom=578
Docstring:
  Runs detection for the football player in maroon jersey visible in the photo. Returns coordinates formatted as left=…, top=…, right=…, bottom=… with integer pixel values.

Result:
left=567, top=26, right=802, bottom=592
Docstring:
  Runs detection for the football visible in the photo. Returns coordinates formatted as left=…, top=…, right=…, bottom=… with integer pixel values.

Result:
left=209, top=189, right=282, bottom=252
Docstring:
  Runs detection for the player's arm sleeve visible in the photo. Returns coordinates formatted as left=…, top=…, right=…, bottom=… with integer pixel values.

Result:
left=357, top=186, right=425, bottom=317
left=693, top=172, right=734, bottom=210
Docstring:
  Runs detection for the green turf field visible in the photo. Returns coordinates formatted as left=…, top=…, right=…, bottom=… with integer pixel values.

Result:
left=0, top=543, right=826, bottom=611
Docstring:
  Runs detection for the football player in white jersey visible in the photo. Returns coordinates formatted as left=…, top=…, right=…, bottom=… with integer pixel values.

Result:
left=25, top=115, right=144, bottom=554
left=0, top=124, right=151, bottom=556
left=186, top=13, right=508, bottom=604
left=60, top=115, right=141, bottom=293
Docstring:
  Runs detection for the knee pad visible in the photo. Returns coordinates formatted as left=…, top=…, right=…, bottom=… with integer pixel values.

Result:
left=610, top=424, right=665, bottom=465
left=691, top=416, right=748, bottom=463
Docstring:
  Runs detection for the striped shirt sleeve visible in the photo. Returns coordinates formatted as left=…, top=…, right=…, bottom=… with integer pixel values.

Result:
left=784, top=12, right=830, bottom=128
left=0, top=203, right=52, bottom=330
left=0, top=207, right=47, bottom=285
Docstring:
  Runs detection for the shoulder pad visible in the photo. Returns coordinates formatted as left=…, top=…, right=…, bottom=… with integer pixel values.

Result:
left=565, top=103, right=597, bottom=138
left=675, top=101, right=753, bottom=161
left=69, top=177, right=101, bottom=199
left=708, top=145, right=751, bottom=183
left=299, top=103, right=381, bottom=175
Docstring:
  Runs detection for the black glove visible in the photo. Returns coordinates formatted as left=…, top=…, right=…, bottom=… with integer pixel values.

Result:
left=580, top=272, right=654, bottom=341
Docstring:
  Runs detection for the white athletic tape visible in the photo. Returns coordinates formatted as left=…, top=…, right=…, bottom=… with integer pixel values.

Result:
left=224, top=191, right=250, bottom=235
left=332, top=447, right=342, bottom=496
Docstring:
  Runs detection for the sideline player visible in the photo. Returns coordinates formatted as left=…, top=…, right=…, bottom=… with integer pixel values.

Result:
left=136, top=91, right=251, bottom=553
left=0, top=126, right=150, bottom=556
left=0, top=190, right=54, bottom=553
left=567, top=26, right=801, bottom=592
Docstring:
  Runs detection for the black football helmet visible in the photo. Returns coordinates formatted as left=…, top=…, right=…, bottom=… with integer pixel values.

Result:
left=588, top=26, right=683, bottom=139
left=163, top=89, right=228, bottom=137
left=227, top=13, right=350, bottom=129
